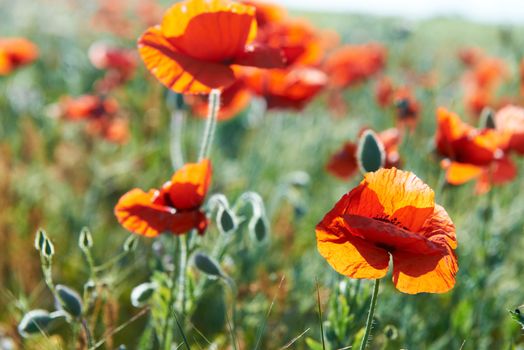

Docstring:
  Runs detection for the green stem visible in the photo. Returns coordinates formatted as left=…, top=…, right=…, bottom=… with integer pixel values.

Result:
left=360, top=279, right=380, bottom=350
left=81, top=317, right=94, bottom=348
left=176, top=235, right=188, bottom=317
left=225, top=277, right=239, bottom=350
left=198, top=89, right=221, bottom=161
left=170, top=109, right=186, bottom=170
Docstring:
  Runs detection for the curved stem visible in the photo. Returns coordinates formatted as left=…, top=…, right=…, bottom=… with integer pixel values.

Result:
left=176, top=235, right=188, bottom=317
left=198, top=89, right=221, bottom=161
left=360, top=279, right=380, bottom=350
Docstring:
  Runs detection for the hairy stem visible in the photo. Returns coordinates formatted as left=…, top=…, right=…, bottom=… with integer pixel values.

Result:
left=360, top=279, right=380, bottom=350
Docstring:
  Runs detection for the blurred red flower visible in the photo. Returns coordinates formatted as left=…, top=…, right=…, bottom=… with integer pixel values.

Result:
left=242, top=66, right=327, bottom=110
left=89, top=42, right=137, bottom=91
left=495, top=105, right=524, bottom=155
left=393, top=87, right=420, bottom=129
left=375, top=76, right=395, bottom=107
left=58, top=95, right=129, bottom=144
left=316, top=168, right=458, bottom=294
left=0, top=38, right=38, bottom=75
left=327, top=128, right=401, bottom=180
left=324, top=43, right=387, bottom=89
left=137, top=0, right=285, bottom=94
left=115, top=159, right=212, bottom=237
left=436, top=107, right=516, bottom=193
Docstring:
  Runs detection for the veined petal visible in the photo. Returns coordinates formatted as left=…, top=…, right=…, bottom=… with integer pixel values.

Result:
left=138, top=26, right=235, bottom=94
left=169, top=159, right=212, bottom=210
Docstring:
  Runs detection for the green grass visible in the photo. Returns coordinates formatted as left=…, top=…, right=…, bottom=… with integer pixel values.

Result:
left=1, top=1, right=524, bottom=349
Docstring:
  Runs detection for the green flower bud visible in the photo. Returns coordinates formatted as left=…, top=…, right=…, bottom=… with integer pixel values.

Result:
left=34, top=229, right=46, bottom=251
left=217, top=207, right=237, bottom=235
left=18, top=310, right=53, bottom=337
left=249, top=215, right=269, bottom=243
left=78, top=227, right=93, bottom=251
left=123, top=235, right=139, bottom=252
left=130, top=282, right=157, bottom=307
left=357, top=130, right=385, bottom=174
left=55, top=284, right=83, bottom=318
left=480, top=107, right=496, bottom=129
left=193, top=252, right=223, bottom=278
left=42, top=237, right=54, bottom=259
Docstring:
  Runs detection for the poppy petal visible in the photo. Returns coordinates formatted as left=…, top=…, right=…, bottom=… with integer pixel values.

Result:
left=326, top=142, right=358, bottom=180
left=233, top=44, right=285, bottom=68
left=419, top=204, right=457, bottom=249
left=316, top=218, right=390, bottom=279
left=444, top=161, right=483, bottom=185
left=138, top=26, right=235, bottom=94
left=392, top=248, right=458, bottom=294
left=166, top=11, right=254, bottom=62
left=115, top=188, right=208, bottom=236
left=343, top=214, right=445, bottom=255
left=169, top=159, right=212, bottom=210
left=364, top=168, right=435, bottom=232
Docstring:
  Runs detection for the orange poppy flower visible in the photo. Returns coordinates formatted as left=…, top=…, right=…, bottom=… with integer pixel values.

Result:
left=185, top=79, right=251, bottom=121
left=458, top=47, right=484, bottom=67
left=495, top=105, right=524, bottom=154
left=137, top=0, right=285, bottom=94
left=327, top=128, right=401, bottom=180
left=115, top=159, right=212, bottom=237
left=435, top=107, right=516, bottom=191
left=242, top=66, right=326, bottom=110
left=316, top=168, right=458, bottom=294
left=0, top=38, right=38, bottom=75
left=324, top=43, right=387, bottom=89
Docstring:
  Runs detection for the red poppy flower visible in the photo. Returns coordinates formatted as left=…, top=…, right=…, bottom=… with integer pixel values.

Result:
left=89, top=42, right=137, bottom=76
left=58, top=94, right=129, bottom=143
left=324, top=43, right=387, bottom=89
left=317, top=168, right=458, bottom=294
left=458, top=47, right=484, bottom=67
left=435, top=107, right=516, bottom=192
left=239, top=0, right=286, bottom=28
left=393, top=87, right=419, bottom=129
left=495, top=105, right=524, bottom=154
left=327, top=128, right=401, bottom=180
left=242, top=66, right=326, bottom=110
left=0, top=38, right=38, bottom=75
left=255, top=19, right=324, bottom=67
left=115, top=159, right=212, bottom=237
left=137, top=0, right=285, bottom=94
left=375, top=76, right=395, bottom=107
left=185, top=79, right=251, bottom=121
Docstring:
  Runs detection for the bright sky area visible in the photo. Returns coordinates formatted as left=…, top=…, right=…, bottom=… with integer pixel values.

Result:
left=278, top=0, right=524, bottom=24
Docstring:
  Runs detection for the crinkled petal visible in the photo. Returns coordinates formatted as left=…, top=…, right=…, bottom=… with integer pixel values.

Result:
left=169, top=159, right=212, bottom=210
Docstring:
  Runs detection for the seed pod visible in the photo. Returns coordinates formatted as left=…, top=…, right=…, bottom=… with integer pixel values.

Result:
left=78, top=227, right=93, bottom=251
left=55, top=285, right=83, bottom=318
left=18, top=310, right=53, bottom=337
left=193, top=252, right=223, bottom=278
left=357, top=130, right=385, bottom=174
left=130, top=282, right=157, bottom=307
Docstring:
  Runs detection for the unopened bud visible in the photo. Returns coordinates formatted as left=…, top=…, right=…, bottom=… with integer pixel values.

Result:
left=193, top=252, right=223, bottom=278
left=78, top=227, right=93, bottom=251
left=130, top=282, right=156, bottom=307
left=55, top=285, right=83, bottom=318
left=357, top=130, right=385, bottom=174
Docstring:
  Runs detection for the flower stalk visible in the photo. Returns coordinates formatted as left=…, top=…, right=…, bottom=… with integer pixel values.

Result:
left=360, top=279, right=380, bottom=350
left=198, top=89, right=221, bottom=161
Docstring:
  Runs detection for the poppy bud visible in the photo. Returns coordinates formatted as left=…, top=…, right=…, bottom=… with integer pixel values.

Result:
left=480, top=107, right=496, bottom=129
left=42, top=237, right=54, bottom=260
left=384, top=325, right=398, bottom=340
left=249, top=215, right=269, bottom=243
left=286, top=171, right=310, bottom=188
left=55, top=285, right=83, bottom=318
left=510, top=307, right=524, bottom=329
left=78, top=227, right=93, bottom=251
left=17, top=310, right=53, bottom=337
left=357, top=130, right=385, bottom=174
left=217, top=207, right=237, bottom=235
left=193, top=252, right=224, bottom=278
left=84, top=280, right=97, bottom=295
left=123, top=235, right=139, bottom=252
left=130, top=282, right=157, bottom=307
left=34, top=229, right=46, bottom=251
